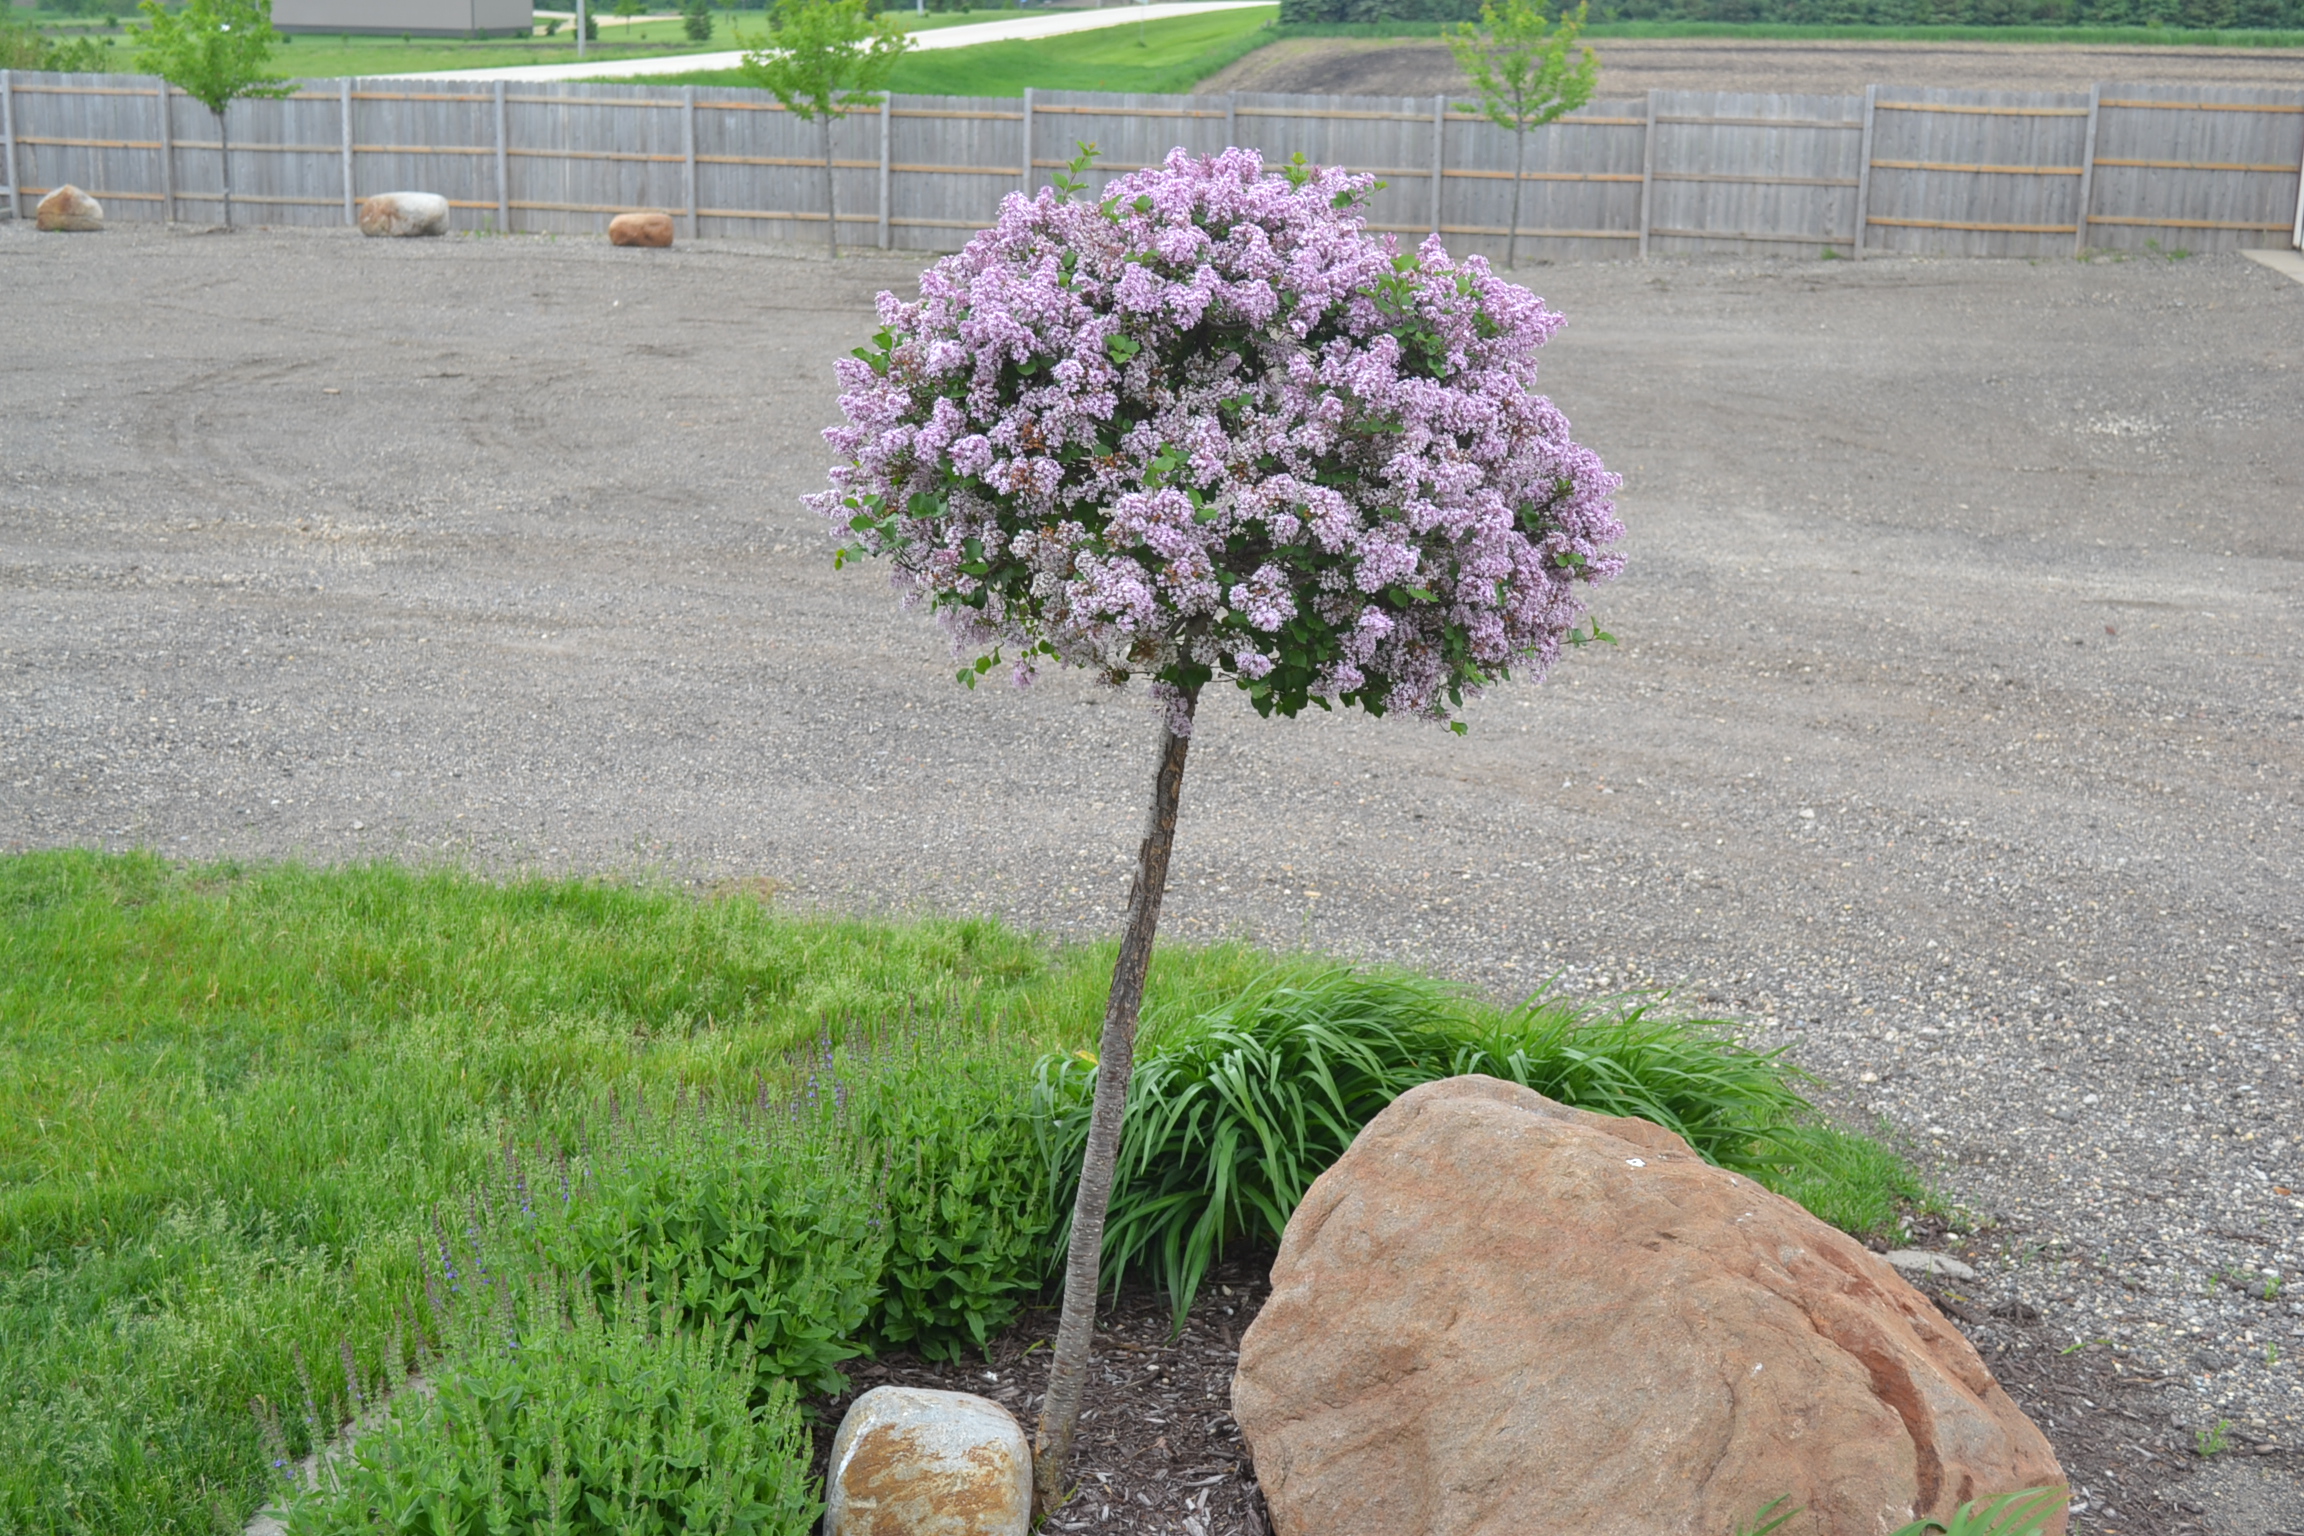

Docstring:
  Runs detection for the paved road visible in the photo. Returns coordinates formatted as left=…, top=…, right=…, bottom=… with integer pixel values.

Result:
left=2, top=222, right=2300, bottom=1520
left=393, top=0, right=1272, bottom=82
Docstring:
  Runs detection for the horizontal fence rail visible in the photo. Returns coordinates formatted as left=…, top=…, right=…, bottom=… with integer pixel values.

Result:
left=2, top=68, right=2299, bottom=260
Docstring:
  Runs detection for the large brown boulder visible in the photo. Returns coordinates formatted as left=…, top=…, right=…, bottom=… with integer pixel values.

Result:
left=1233, top=1076, right=2065, bottom=1536
left=608, top=211, right=674, bottom=248
left=36, top=185, right=103, bottom=232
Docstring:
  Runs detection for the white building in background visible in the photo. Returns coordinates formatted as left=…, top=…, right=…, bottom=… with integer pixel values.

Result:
left=272, top=0, right=535, bottom=36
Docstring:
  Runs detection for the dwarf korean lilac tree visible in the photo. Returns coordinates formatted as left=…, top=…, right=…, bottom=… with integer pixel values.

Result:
left=811, top=145, right=1622, bottom=1510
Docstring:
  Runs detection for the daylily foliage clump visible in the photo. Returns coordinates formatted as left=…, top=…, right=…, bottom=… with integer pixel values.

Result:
left=813, top=146, right=1623, bottom=735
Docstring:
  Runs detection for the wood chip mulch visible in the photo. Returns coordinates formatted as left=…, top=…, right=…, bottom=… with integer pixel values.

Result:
left=809, top=1257, right=1273, bottom=1536
left=809, top=1250, right=2290, bottom=1536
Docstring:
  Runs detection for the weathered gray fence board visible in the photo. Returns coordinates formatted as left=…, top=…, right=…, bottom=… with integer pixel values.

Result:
left=1864, top=86, right=2094, bottom=259
left=1649, top=89, right=1865, bottom=256
left=2083, top=82, right=2304, bottom=252
left=5, top=69, right=2296, bottom=265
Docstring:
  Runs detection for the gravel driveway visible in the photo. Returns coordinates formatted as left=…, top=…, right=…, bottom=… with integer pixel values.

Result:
left=3, top=221, right=2300, bottom=1526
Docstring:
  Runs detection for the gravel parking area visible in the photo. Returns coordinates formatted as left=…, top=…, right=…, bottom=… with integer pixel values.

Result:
left=3, top=221, right=2301, bottom=1530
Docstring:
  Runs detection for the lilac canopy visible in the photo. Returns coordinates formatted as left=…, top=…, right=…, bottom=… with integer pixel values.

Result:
left=812, top=147, right=1623, bottom=734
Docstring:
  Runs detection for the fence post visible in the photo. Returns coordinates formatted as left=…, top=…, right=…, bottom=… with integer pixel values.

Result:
left=1430, top=93, right=1444, bottom=238
left=2072, top=82, right=2100, bottom=259
left=877, top=93, right=890, bottom=250
left=340, top=77, right=354, bottom=225
left=158, top=79, right=176, bottom=224
left=1853, top=83, right=1877, bottom=259
left=2, top=71, right=17, bottom=222
left=494, top=80, right=511, bottom=233
left=1020, top=86, right=1033, bottom=200
left=2294, top=123, right=2304, bottom=250
left=1225, top=90, right=1236, bottom=151
left=1637, top=89, right=1656, bottom=260
left=683, top=85, right=698, bottom=240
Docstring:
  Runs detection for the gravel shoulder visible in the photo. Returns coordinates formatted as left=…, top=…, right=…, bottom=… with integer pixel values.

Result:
left=1196, top=34, right=2304, bottom=97
left=2, top=222, right=2300, bottom=1528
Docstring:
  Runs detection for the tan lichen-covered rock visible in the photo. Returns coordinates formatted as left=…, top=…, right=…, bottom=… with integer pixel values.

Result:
left=824, top=1386, right=1031, bottom=1536
left=36, top=185, right=103, bottom=232
left=1232, top=1076, right=2066, bottom=1536
left=356, top=192, right=449, bottom=237
left=607, top=210, right=674, bottom=248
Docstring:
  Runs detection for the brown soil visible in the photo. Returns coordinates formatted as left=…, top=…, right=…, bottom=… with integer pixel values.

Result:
left=812, top=1246, right=2296, bottom=1536
left=1196, top=34, right=2304, bottom=98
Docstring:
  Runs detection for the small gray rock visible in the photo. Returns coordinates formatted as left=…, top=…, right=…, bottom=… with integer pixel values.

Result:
left=824, top=1386, right=1030, bottom=1536
left=2191, top=1348, right=2234, bottom=1372
left=1882, top=1249, right=1978, bottom=1281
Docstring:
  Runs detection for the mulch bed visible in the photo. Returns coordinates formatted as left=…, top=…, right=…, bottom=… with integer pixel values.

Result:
left=811, top=1257, right=1273, bottom=1536
left=810, top=1248, right=2292, bottom=1536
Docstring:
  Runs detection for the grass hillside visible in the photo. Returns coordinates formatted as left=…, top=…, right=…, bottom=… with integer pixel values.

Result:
left=636, top=4, right=1282, bottom=94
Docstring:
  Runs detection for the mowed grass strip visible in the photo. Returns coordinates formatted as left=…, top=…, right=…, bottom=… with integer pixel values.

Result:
left=634, top=4, right=1281, bottom=94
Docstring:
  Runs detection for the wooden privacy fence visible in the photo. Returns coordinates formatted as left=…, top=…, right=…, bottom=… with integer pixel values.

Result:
left=4, top=68, right=2300, bottom=259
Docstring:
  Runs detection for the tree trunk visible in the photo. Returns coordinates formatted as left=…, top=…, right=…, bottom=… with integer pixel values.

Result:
left=218, top=107, right=232, bottom=230
left=1508, top=122, right=1526, bottom=269
left=820, top=111, right=837, bottom=258
left=1033, top=690, right=1197, bottom=1514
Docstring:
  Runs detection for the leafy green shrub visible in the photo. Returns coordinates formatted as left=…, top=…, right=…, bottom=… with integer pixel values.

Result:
left=1037, top=967, right=1916, bottom=1321
left=282, top=1272, right=819, bottom=1536
left=854, top=1026, right=1057, bottom=1361
left=522, top=1085, right=887, bottom=1395
left=494, top=1024, right=1060, bottom=1381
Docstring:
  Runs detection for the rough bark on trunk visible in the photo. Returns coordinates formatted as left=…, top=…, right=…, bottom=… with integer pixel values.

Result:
left=1033, top=690, right=1197, bottom=1514
left=1508, top=121, right=1527, bottom=268
left=218, top=108, right=232, bottom=230
left=820, top=111, right=837, bottom=258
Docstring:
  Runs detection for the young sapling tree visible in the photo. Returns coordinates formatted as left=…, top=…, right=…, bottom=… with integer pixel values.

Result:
left=812, top=146, right=1622, bottom=1512
left=1446, top=0, right=1599, bottom=268
left=741, top=0, right=912, bottom=257
left=134, top=0, right=294, bottom=229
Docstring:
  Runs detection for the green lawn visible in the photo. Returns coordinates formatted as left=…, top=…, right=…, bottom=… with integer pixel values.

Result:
left=12, top=8, right=1048, bottom=82
left=634, top=3, right=1282, bottom=94
left=0, top=848, right=1919, bottom=1534
left=0, top=849, right=1348, bottom=1532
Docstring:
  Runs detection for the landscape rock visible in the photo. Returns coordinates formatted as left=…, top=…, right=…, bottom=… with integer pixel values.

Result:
left=608, top=211, right=674, bottom=248
left=1234, top=1075, right=2066, bottom=1536
left=35, top=185, right=103, bottom=232
left=1885, top=1248, right=1981, bottom=1282
left=824, top=1386, right=1030, bottom=1536
left=356, top=193, right=449, bottom=238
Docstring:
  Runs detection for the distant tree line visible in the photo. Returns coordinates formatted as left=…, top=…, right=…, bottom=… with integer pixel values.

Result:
left=1282, top=0, right=2297, bottom=29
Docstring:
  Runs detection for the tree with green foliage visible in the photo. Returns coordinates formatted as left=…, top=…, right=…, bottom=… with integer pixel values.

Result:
left=133, top=0, right=293, bottom=229
left=683, top=0, right=716, bottom=39
left=741, top=0, right=911, bottom=256
left=1445, top=0, right=1599, bottom=267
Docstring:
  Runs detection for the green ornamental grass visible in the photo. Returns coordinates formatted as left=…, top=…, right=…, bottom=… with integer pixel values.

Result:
left=1039, top=967, right=1921, bottom=1322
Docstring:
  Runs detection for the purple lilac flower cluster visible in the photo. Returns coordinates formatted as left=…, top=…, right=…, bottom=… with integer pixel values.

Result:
left=810, top=146, right=1623, bottom=733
